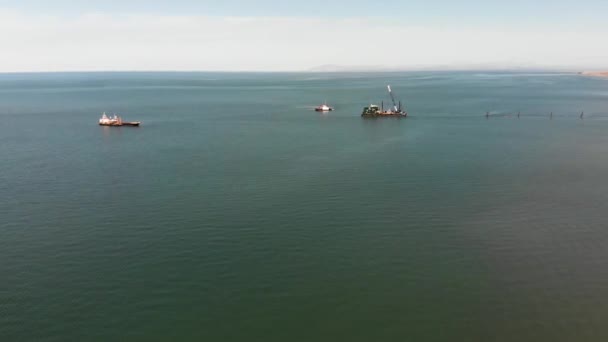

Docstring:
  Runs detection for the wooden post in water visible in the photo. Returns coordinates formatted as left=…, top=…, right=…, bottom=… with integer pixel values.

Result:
left=550, top=112, right=553, bottom=120
left=580, top=111, right=584, bottom=119
left=517, top=111, right=520, bottom=119
left=485, top=111, right=489, bottom=119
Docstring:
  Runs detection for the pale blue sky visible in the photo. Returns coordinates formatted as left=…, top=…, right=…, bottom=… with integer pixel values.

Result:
left=2, top=0, right=607, bottom=25
left=0, top=1, right=606, bottom=71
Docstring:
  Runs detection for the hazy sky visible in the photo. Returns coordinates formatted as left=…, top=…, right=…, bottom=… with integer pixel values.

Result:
left=0, top=0, right=607, bottom=72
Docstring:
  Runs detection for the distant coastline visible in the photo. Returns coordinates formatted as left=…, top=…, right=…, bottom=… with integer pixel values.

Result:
left=580, top=71, right=608, bottom=78
left=307, top=64, right=575, bottom=73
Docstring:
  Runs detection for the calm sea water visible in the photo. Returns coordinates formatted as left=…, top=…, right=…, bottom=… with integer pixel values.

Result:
left=2, top=71, right=608, bottom=341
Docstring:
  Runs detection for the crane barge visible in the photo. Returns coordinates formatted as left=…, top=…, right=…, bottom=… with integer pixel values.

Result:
left=361, top=85, right=407, bottom=118
left=98, top=113, right=140, bottom=126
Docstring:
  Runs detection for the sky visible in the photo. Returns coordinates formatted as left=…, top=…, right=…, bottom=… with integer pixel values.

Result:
left=0, top=0, right=607, bottom=72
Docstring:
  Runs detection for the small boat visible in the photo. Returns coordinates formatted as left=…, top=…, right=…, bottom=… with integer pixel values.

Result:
left=99, top=112, right=140, bottom=126
left=314, top=103, right=334, bottom=112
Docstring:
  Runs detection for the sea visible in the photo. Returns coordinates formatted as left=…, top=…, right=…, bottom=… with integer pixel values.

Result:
left=1, top=71, right=608, bottom=341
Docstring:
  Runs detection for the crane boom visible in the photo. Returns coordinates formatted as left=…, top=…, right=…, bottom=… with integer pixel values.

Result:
left=387, top=85, right=398, bottom=111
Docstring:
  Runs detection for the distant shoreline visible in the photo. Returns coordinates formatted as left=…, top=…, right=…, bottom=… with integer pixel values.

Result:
left=0, top=69, right=586, bottom=76
left=580, top=71, right=608, bottom=78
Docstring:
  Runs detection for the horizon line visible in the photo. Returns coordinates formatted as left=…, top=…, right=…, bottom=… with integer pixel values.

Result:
left=0, top=68, right=589, bottom=75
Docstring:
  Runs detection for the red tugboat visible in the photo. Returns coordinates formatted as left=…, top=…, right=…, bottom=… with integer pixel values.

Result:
left=98, top=113, right=140, bottom=126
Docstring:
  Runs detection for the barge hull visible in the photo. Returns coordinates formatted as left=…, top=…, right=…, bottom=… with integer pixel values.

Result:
left=99, top=122, right=140, bottom=127
left=361, top=113, right=407, bottom=118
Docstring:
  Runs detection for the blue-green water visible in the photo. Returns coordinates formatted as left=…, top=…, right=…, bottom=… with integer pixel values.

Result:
left=2, top=72, right=608, bottom=341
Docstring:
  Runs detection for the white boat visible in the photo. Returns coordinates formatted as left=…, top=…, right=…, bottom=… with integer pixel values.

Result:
left=315, top=104, right=334, bottom=112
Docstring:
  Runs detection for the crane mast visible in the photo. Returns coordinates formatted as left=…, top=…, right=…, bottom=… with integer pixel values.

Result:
left=387, top=85, right=398, bottom=112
